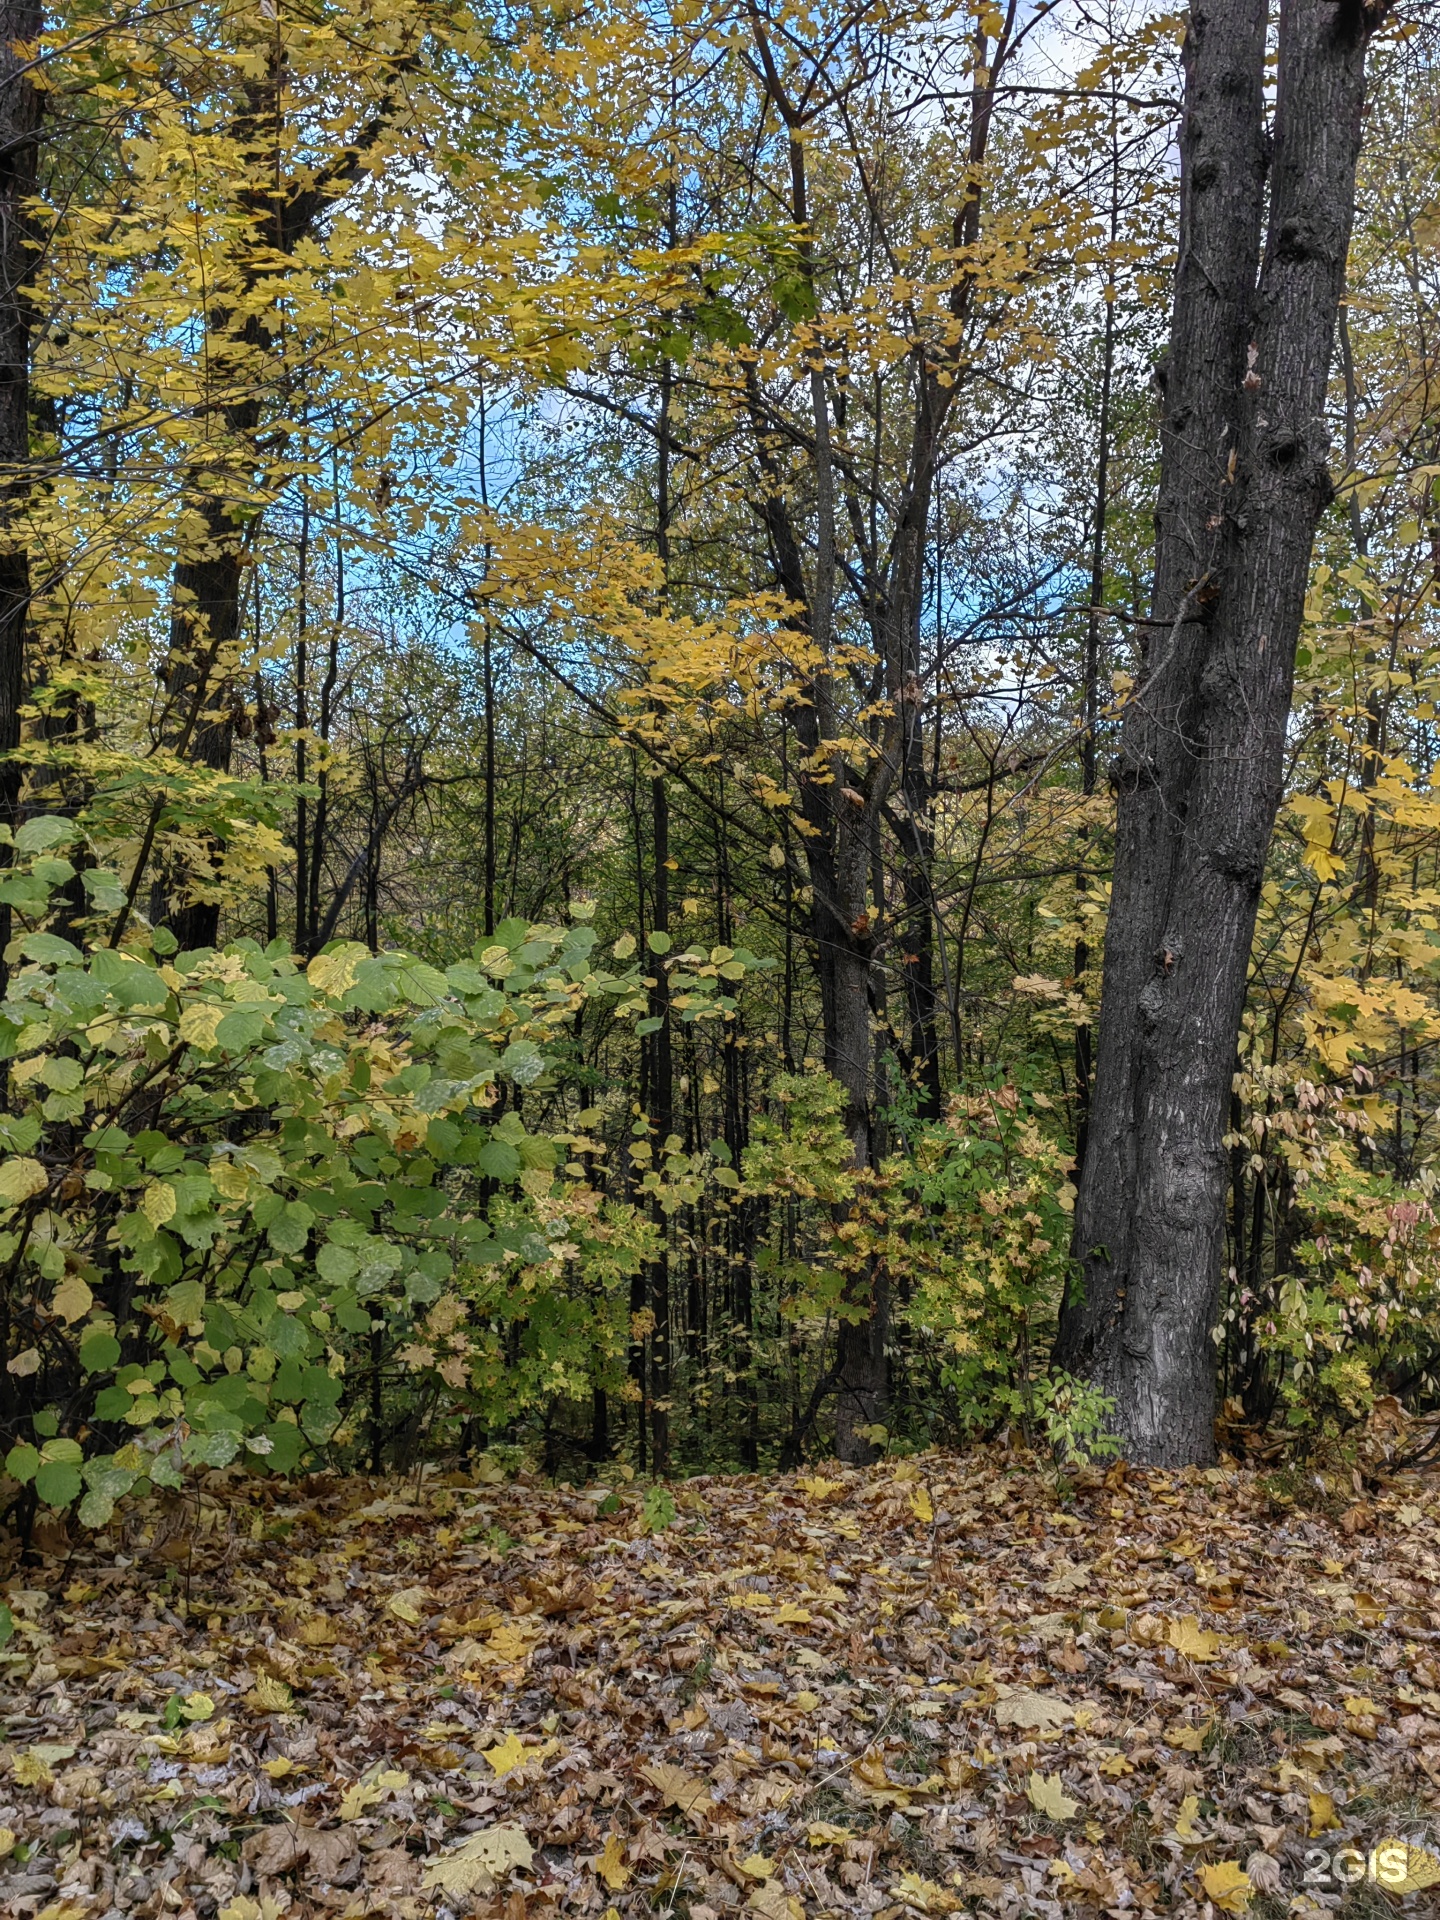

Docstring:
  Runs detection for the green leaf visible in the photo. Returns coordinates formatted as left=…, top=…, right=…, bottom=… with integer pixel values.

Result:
left=182, top=1430, right=239, bottom=1468
left=642, top=1485, right=677, bottom=1533
left=647, top=930, right=672, bottom=954
left=5, top=1442, right=39, bottom=1482
left=476, top=1140, right=519, bottom=1180
left=316, top=1242, right=359, bottom=1283
left=21, top=932, right=85, bottom=966
left=267, top=1201, right=314, bottom=1255
left=215, top=1007, right=267, bottom=1050
left=34, top=1461, right=82, bottom=1508
left=78, top=1487, right=116, bottom=1528
left=0, top=1602, right=12, bottom=1646
left=14, top=815, right=78, bottom=853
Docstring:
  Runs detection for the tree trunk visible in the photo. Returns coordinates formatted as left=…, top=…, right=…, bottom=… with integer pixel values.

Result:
left=1059, top=0, right=1386, bottom=1464
left=0, top=2, right=42, bottom=993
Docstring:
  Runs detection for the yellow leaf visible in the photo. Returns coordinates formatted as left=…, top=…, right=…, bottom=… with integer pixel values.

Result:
left=422, top=1823, right=533, bottom=1896
left=178, top=1002, right=225, bottom=1049
left=1167, top=1615, right=1219, bottom=1661
left=793, top=1689, right=819, bottom=1712
left=1373, top=1841, right=1440, bottom=1894
left=1174, top=1794, right=1204, bottom=1843
left=261, top=1757, right=297, bottom=1779
left=387, top=1595, right=422, bottom=1624
left=807, top=1823, right=850, bottom=1846
left=7, top=1346, right=40, bottom=1376
left=1026, top=1771, right=1079, bottom=1820
left=210, top=1158, right=251, bottom=1201
left=50, top=1272, right=93, bottom=1325
left=299, top=1613, right=337, bottom=1647
left=483, top=1731, right=530, bottom=1777
left=747, top=1881, right=802, bottom=1920
left=1198, top=1862, right=1253, bottom=1913
left=0, top=1157, right=48, bottom=1207
left=1164, top=1717, right=1211, bottom=1753
left=739, top=1854, right=775, bottom=1879
left=595, top=1833, right=630, bottom=1890
left=0, top=1825, right=13, bottom=1857
left=484, top=1622, right=535, bottom=1661
left=339, top=1767, right=409, bottom=1820
left=307, top=942, right=369, bottom=997
left=773, top=1604, right=811, bottom=1625
left=909, top=1484, right=934, bottom=1524
left=1308, top=1792, right=1341, bottom=1836
left=248, top=1672, right=293, bottom=1713
left=141, top=1180, right=176, bottom=1227
left=795, top=1475, right=842, bottom=1499
left=13, top=1752, right=54, bottom=1787
left=181, top=1692, right=215, bottom=1722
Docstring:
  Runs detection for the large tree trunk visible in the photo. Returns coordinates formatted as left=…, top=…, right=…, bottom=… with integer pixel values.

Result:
left=0, top=2, right=41, bottom=992
left=1058, top=0, right=1386, bottom=1464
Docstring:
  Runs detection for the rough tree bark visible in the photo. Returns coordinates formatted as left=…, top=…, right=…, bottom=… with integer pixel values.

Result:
left=0, top=2, right=41, bottom=993
left=1057, top=0, right=1388, bottom=1463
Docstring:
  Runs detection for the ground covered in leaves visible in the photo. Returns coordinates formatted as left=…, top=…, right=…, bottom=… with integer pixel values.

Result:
left=1, top=1451, right=1438, bottom=1920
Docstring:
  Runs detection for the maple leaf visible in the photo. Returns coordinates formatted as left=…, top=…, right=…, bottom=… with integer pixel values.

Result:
left=747, top=1882, right=801, bottom=1920
left=338, top=1767, right=409, bottom=1820
left=12, top=1752, right=53, bottom=1788
left=1198, top=1861, right=1254, bottom=1913
left=1374, top=1842, right=1440, bottom=1894
left=1308, top=1791, right=1341, bottom=1836
left=247, top=1672, right=293, bottom=1713
left=992, top=1686, right=1072, bottom=1730
left=639, top=1761, right=713, bottom=1821
left=594, top=1833, right=630, bottom=1890
left=484, top=1730, right=559, bottom=1776
left=1026, top=1771, right=1079, bottom=1820
left=1173, top=1794, right=1206, bottom=1843
left=421, top=1822, right=533, bottom=1896
left=1167, top=1615, right=1219, bottom=1661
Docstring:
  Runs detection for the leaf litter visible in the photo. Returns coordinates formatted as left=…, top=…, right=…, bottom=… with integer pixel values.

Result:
left=0, top=1450, right=1437, bottom=1920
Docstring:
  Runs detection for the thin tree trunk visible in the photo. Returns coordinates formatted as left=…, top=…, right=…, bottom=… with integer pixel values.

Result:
left=1059, top=0, right=1386, bottom=1464
left=0, top=2, right=43, bottom=995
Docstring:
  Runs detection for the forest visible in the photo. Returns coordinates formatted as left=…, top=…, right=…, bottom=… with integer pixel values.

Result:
left=0, top=0, right=1439, bottom=1522
left=4, top=7, right=1440, bottom=1920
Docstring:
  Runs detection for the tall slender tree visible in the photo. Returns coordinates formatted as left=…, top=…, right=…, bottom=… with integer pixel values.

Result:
left=0, top=1, right=41, bottom=991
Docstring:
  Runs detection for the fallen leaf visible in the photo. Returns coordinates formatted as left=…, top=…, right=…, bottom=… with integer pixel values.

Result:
left=421, top=1822, right=534, bottom=1896
left=993, top=1686, right=1073, bottom=1730
left=1198, top=1861, right=1254, bottom=1913
left=1308, top=1791, right=1341, bottom=1836
left=639, top=1760, right=713, bottom=1821
left=1167, top=1615, right=1219, bottom=1661
left=247, top=1672, right=293, bottom=1713
left=595, top=1833, right=630, bottom=1890
left=1174, top=1793, right=1205, bottom=1843
left=1026, top=1771, right=1079, bottom=1820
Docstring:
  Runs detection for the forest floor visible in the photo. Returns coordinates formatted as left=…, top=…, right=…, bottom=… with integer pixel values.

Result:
left=0, top=1449, right=1438, bottom=1920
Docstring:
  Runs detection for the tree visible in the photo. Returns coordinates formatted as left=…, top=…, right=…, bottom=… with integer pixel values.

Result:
left=1057, top=0, right=1391, bottom=1464
left=0, top=1, right=41, bottom=990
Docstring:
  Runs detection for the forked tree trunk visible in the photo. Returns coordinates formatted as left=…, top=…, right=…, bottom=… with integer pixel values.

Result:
left=1058, top=0, right=1387, bottom=1463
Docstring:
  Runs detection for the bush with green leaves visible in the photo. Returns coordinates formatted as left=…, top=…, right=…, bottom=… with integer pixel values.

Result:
left=0, top=818, right=757, bottom=1526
